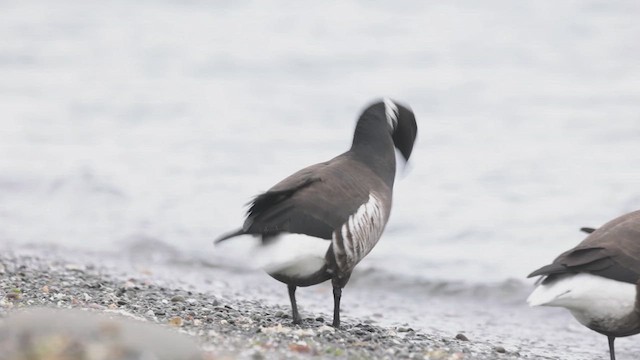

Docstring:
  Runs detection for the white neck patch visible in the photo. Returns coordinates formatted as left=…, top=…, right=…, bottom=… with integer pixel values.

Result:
left=383, top=98, right=399, bottom=131
left=332, top=193, right=387, bottom=272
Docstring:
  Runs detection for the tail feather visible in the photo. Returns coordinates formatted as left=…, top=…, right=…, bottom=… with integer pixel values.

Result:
left=214, top=229, right=246, bottom=244
left=527, top=278, right=566, bottom=306
left=527, top=263, right=567, bottom=278
left=580, top=227, right=597, bottom=234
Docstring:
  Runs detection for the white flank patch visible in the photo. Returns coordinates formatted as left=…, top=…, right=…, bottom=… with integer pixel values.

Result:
left=256, top=233, right=330, bottom=279
left=383, top=97, right=399, bottom=130
left=333, top=193, right=386, bottom=271
left=527, top=273, right=636, bottom=328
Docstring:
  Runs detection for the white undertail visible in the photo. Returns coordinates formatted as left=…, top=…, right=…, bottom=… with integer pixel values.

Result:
left=258, top=233, right=330, bottom=279
left=528, top=272, right=636, bottom=330
left=215, top=233, right=330, bottom=279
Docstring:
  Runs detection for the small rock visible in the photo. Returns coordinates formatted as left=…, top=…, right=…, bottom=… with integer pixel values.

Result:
left=455, top=333, right=469, bottom=341
left=275, top=310, right=285, bottom=317
left=494, top=346, right=507, bottom=353
left=169, top=316, right=183, bottom=327
left=87, top=282, right=103, bottom=289
left=289, top=341, right=311, bottom=353
left=185, top=298, right=198, bottom=305
left=292, top=328, right=315, bottom=337
left=65, top=264, right=85, bottom=272
left=0, top=298, right=13, bottom=308
left=318, top=325, right=335, bottom=333
left=6, top=293, right=20, bottom=301
left=425, top=349, right=449, bottom=360
left=145, top=310, right=155, bottom=317
left=315, top=316, right=325, bottom=322
left=41, top=285, right=49, bottom=294
left=171, top=295, right=185, bottom=303
left=260, top=324, right=290, bottom=335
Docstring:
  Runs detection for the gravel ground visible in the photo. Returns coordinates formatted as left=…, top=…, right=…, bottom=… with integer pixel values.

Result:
left=0, top=250, right=545, bottom=360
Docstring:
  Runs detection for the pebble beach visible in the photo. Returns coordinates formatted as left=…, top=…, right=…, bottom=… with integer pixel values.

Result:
left=1, top=248, right=527, bottom=360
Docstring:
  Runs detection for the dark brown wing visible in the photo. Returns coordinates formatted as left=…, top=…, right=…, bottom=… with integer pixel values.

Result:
left=242, top=155, right=381, bottom=240
left=528, top=210, right=640, bottom=284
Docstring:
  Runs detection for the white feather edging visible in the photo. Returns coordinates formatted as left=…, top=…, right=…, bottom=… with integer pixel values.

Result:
left=383, top=98, right=399, bottom=130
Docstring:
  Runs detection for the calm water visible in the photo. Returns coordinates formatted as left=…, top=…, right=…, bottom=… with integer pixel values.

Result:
left=1, top=1, right=640, bottom=357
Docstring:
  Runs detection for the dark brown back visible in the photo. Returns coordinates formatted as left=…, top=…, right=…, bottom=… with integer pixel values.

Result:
left=243, top=154, right=391, bottom=240
left=528, top=210, right=640, bottom=284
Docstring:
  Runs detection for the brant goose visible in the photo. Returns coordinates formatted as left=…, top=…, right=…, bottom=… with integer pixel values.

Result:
left=216, top=99, right=417, bottom=327
left=527, top=210, right=640, bottom=360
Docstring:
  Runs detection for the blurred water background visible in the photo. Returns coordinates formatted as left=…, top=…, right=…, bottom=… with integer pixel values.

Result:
left=1, top=1, right=640, bottom=358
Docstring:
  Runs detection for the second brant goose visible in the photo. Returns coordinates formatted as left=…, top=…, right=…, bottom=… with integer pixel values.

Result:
left=527, top=210, right=640, bottom=360
left=216, top=99, right=417, bottom=327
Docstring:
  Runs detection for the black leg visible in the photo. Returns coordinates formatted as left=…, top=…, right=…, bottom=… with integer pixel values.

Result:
left=608, top=336, right=616, bottom=360
left=288, top=284, right=301, bottom=324
left=332, top=286, right=342, bottom=328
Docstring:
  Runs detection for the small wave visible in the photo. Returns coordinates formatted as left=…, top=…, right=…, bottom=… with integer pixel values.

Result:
left=123, top=237, right=260, bottom=274
left=348, top=266, right=531, bottom=302
left=124, top=234, right=181, bottom=263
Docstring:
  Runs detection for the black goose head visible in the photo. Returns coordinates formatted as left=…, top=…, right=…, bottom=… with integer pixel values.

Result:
left=352, top=99, right=418, bottom=163
left=383, top=98, right=417, bottom=162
